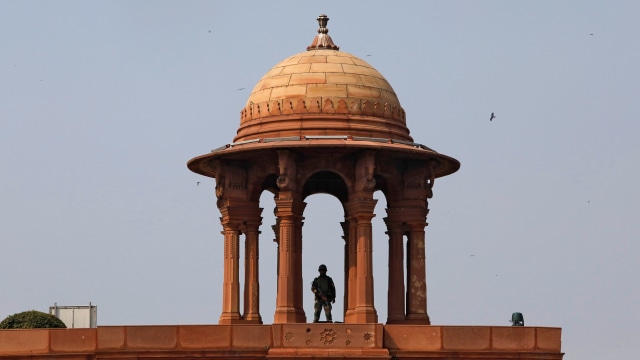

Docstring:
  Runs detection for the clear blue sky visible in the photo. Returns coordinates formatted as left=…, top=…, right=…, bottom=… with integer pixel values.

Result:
left=1, top=2, right=638, bottom=359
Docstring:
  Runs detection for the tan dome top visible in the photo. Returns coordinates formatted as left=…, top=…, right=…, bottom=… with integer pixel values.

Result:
left=234, top=15, right=412, bottom=143
left=245, top=50, right=401, bottom=110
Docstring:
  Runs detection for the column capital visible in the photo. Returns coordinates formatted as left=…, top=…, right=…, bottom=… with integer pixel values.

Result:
left=383, top=216, right=408, bottom=235
left=219, top=199, right=263, bottom=227
left=274, top=193, right=306, bottom=218
left=385, top=204, right=429, bottom=225
left=345, top=197, right=377, bottom=219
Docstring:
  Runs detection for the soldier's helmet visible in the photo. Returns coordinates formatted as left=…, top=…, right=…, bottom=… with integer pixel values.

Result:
left=318, top=264, right=328, bottom=272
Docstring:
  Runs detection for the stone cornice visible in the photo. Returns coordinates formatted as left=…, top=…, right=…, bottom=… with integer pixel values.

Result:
left=235, top=97, right=409, bottom=143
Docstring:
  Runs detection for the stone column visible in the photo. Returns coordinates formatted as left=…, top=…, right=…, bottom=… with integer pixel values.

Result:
left=344, top=217, right=358, bottom=320
left=395, top=163, right=435, bottom=324
left=294, top=216, right=305, bottom=319
left=344, top=197, right=378, bottom=323
left=214, top=166, right=250, bottom=324
left=242, top=221, right=262, bottom=323
left=272, top=216, right=280, bottom=296
left=273, top=193, right=307, bottom=323
left=219, top=225, right=242, bottom=324
left=385, top=215, right=406, bottom=324
left=340, top=220, right=349, bottom=319
left=405, top=212, right=430, bottom=324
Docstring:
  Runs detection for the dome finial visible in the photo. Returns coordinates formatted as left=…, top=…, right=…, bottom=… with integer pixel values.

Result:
left=307, top=14, right=339, bottom=51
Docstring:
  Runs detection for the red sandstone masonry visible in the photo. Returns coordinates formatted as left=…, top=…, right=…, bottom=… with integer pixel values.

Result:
left=0, top=329, right=49, bottom=354
left=126, top=326, right=177, bottom=350
left=492, top=327, right=536, bottom=351
left=97, top=326, right=124, bottom=350
left=272, top=324, right=383, bottom=349
left=536, top=327, right=562, bottom=351
left=442, top=326, right=491, bottom=351
left=384, top=325, right=442, bottom=351
left=230, top=325, right=272, bottom=349
left=383, top=325, right=559, bottom=353
left=50, top=328, right=96, bottom=353
left=0, top=325, right=562, bottom=359
left=178, top=325, right=232, bottom=349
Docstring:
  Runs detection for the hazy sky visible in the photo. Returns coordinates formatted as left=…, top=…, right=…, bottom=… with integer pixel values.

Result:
left=1, top=1, right=638, bottom=359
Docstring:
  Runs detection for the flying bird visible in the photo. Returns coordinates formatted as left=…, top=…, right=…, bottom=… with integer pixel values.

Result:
left=236, top=87, right=245, bottom=91
left=490, top=112, right=496, bottom=121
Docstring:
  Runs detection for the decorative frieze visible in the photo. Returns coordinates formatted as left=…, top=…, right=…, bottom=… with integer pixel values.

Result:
left=241, top=97, right=406, bottom=123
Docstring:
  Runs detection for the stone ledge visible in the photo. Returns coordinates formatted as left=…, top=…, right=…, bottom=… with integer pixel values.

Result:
left=0, top=324, right=563, bottom=359
left=51, top=328, right=96, bottom=353
left=383, top=325, right=562, bottom=353
left=0, top=329, right=49, bottom=354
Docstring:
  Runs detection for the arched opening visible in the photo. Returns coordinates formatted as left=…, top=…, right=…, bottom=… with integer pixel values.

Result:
left=302, top=170, right=348, bottom=203
left=257, top=189, right=278, bottom=324
left=371, top=189, right=389, bottom=323
left=300, top=170, right=348, bottom=322
left=245, top=170, right=403, bottom=324
left=301, top=193, right=345, bottom=322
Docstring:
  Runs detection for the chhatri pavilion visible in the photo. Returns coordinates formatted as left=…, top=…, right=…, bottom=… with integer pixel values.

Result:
left=0, top=14, right=563, bottom=360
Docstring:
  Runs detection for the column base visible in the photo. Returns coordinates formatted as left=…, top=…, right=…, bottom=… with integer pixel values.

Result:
left=274, top=306, right=306, bottom=323
left=242, top=313, right=263, bottom=324
left=385, top=314, right=407, bottom=324
left=219, top=312, right=243, bottom=324
left=344, top=306, right=378, bottom=323
left=404, top=313, right=430, bottom=325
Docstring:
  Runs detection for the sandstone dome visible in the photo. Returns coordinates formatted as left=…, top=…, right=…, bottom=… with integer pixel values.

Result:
left=188, top=14, right=460, bottom=180
left=234, top=16, right=412, bottom=143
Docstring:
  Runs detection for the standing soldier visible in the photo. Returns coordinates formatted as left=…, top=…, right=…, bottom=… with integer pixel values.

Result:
left=311, top=264, right=336, bottom=323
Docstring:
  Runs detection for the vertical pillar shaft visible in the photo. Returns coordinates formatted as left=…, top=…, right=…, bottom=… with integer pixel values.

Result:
left=274, top=217, right=296, bottom=322
left=344, top=197, right=378, bottom=323
left=219, top=227, right=242, bottom=324
left=340, top=220, right=349, bottom=319
left=406, top=223, right=430, bottom=324
left=386, top=219, right=406, bottom=323
left=272, top=218, right=280, bottom=297
left=274, top=195, right=306, bottom=323
left=242, top=224, right=262, bottom=323
left=355, top=215, right=377, bottom=322
left=345, top=218, right=358, bottom=319
left=294, top=218, right=304, bottom=318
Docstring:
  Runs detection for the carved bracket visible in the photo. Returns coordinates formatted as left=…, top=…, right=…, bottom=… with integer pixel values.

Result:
left=403, top=160, right=437, bottom=200
left=355, top=151, right=376, bottom=192
left=215, top=163, right=249, bottom=208
left=276, top=150, right=298, bottom=192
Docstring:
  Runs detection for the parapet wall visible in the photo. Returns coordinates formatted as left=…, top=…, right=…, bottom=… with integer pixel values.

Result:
left=0, top=324, right=563, bottom=359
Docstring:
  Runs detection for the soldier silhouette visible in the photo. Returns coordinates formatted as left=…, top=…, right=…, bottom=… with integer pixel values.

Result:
left=311, top=264, right=336, bottom=323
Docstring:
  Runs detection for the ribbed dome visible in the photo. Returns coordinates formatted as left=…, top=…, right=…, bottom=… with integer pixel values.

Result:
left=234, top=16, right=411, bottom=143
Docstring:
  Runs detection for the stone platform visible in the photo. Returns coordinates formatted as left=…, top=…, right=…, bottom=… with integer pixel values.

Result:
left=0, top=324, right=563, bottom=359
